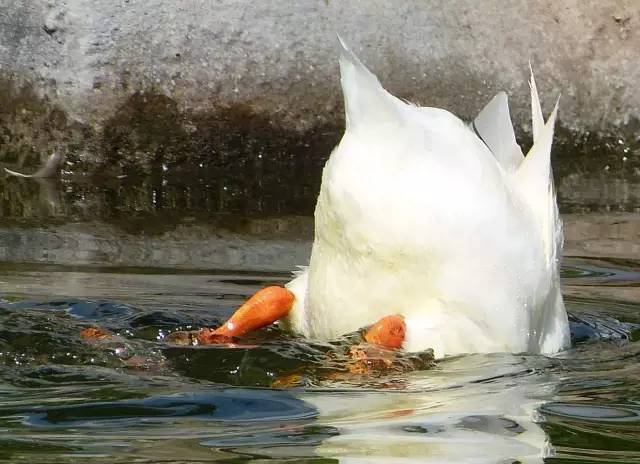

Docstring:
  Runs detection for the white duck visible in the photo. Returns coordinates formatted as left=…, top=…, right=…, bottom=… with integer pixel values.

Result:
left=281, top=40, right=570, bottom=358
left=188, top=40, right=570, bottom=359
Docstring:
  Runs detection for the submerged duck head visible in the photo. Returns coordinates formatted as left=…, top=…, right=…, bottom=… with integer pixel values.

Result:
left=172, top=39, right=570, bottom=360
left=282, top=39, right=570, bottom=358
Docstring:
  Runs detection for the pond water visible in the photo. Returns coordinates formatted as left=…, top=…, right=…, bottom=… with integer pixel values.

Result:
left=0, top=173, right=639, bottom=463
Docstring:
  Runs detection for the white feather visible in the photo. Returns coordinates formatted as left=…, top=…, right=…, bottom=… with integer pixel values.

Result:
left=529, top=64, right=545, bottom=143
left=473, top=92, right=524, bottom=172
left=284, top=42, right=569, bottom=358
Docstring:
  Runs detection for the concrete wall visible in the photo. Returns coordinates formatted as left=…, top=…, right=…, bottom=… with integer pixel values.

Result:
left=0, top=0, right=638, bottom=171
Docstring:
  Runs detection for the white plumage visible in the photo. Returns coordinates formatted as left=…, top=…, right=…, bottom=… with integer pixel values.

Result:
left=284, top=40, right=570, bottom=358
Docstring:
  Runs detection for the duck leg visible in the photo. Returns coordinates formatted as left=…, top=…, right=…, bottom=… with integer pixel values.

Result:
left=169, top=286, right=295, bottom=345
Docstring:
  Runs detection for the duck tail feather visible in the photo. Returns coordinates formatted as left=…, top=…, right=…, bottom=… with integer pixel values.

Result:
left=515, top=96, right=561, bottom=266
left=529, top=64, right=545, bottom=143
left=473, top=91, right=524, bottom=172
left=337, top=36, right=403, bottom=131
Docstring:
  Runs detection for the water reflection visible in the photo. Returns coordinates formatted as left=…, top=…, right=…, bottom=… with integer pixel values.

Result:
left=0, top=291, right=560, bottom=463
left=0, top=177, right=64, bottom=219
left=1, top=170, right=640, bottom=223
left=0, top=260, right=638, bottom=462
left=1, top=175, right=640, bottom=274
left=305, top=355, right=558, bottom=463
left=0, top=174, right=639, bottom=462
left=0, top=168, right=321, bottom=225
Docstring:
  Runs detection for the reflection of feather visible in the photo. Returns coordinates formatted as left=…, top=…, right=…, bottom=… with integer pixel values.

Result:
left=36, top=177, right=63, bottom=215
left=4, top=152, right=62, bottom=178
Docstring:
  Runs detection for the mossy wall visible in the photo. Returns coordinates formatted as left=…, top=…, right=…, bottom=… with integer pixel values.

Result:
left=0, top=1, right=637, bottom=190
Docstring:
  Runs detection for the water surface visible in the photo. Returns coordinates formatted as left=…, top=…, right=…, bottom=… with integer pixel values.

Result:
left=0, top=175, right=639, bottom=463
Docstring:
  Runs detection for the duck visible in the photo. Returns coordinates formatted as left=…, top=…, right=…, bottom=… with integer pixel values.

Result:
left=180, top=39, right=571, bottom=359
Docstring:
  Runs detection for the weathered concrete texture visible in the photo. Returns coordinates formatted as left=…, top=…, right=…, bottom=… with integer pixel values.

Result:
left=0, top=0, right=638, bottom=171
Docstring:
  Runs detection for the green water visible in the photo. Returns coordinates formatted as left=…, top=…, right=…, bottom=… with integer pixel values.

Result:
left=0, top=175, right=639, bottom=463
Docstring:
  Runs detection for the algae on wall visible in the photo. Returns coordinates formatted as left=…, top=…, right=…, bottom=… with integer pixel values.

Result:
left=0, top=0, right=637, bottom=181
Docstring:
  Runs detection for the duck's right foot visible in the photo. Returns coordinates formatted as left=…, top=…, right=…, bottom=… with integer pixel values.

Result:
left=363, top=314, right=406, bottom=349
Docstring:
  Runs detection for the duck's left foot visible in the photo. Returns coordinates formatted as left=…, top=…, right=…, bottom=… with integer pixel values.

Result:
left=363, top=314, right=406, bottom=349
left=167, top=285, right=295, bottom=345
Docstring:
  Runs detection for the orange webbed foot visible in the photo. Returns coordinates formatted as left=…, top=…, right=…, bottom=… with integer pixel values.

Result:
left=167, top=285, right=295, bottom=346
left=270, top=314, right=431, bottom=387
left=363, top=314, right=406, bottom=349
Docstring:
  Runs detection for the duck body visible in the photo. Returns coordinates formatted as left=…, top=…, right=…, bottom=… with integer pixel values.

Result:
left=284, top=42, right=570, bottom=358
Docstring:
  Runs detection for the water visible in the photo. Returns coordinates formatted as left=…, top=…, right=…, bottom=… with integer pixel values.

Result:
left=0, top=174, right=639, bottom=463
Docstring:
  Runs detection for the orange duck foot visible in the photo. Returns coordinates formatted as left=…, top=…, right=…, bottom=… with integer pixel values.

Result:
left=363, top=314, right=406, bottom=349
left=165, top=287, right=409, bottom=378
left=272, top=314, right=408, bottom=386
left=167, top=285, right=295, bottom=345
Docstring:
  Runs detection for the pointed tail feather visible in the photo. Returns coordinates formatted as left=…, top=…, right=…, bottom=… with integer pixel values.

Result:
left=515, top=98, right=560, bottom=266
left=337, top=36, right=403, bottom=131
left=473, top=92, right=524, bottom=172
left=527, top=66, right=562, bottom=268
left=529, top=64, right=545, bottom=143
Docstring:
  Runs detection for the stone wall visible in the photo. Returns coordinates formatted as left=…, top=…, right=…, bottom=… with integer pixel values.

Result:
left=0, top=0, right=638, bottom=173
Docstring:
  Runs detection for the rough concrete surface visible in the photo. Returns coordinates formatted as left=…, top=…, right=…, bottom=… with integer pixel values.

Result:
left=0, top=0, right=638, bottom=172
